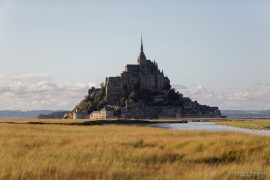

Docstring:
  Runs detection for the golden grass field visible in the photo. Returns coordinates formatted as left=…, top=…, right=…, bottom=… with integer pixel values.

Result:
left=217, top=119, right=270, bottom=130
left=0, top=119, right=270, bottom=179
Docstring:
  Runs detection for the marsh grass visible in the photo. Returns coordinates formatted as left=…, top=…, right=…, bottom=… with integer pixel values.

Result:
left=217, top=119, right=270, bottom=130
left=0, top=122, right=269, bottom=179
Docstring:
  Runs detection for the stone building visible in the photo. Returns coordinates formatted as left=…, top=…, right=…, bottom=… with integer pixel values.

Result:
left=105, top=37, right=170, bottom=105
left=100, top=37, right=221, bottom=119
left=70, top=37, right=222, bottom=120
left=90, top=106, right=114, bottom=120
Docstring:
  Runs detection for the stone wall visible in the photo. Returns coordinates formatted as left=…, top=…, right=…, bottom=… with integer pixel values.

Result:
left=120, top=101, right=221, bottom=119
left=121, top=101, right=183, bottom=119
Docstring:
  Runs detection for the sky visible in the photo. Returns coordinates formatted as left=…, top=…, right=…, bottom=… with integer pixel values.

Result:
left=0, top=0, right=270, bottom=110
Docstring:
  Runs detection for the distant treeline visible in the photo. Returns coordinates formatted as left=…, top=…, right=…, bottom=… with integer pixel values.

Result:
left=221, top=110, right=270, bottom=118
left=0, top=110, right=68, bottom=119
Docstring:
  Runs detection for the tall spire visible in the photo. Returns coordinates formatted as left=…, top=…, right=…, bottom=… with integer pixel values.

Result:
left=137, top=34, right=146, bottom=64
left=140, top=35, right=143, bottom=51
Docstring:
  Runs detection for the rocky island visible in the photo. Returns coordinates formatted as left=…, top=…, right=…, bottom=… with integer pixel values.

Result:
left=65, top=38, right=221, bottom=119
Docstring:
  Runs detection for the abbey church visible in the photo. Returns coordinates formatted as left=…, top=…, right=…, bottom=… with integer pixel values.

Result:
left=106, top=38, right=170, bottom=105
left=68, top=38, right=221, bottom=119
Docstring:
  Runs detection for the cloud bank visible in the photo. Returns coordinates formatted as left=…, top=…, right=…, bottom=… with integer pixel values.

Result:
left=0, top=73, right=269, bottom=110
left=173, top=83, right=270, bottom=110
left=0, top=73, right=95, bottom=110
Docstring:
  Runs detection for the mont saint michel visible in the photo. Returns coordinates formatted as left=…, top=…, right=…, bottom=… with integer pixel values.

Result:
left=66, top=38, right=221, bottom=119
left=2, top=1, right=270, bottom=179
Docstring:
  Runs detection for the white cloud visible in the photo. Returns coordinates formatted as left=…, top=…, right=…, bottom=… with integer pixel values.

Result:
left=173, top=83, right=270, bottom=110
left=0, top=73, right=269, bottom=110
left=0, top=73, right=95, bottom=110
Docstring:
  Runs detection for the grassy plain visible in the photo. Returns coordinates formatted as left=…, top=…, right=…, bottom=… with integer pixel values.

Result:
left=0, top=119, right=270, bottom=179
left=217, top=119, right=270, bottom=130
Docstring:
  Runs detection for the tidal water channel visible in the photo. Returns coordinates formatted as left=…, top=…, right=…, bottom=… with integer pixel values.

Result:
left=149, top=122, right=270, bottom=135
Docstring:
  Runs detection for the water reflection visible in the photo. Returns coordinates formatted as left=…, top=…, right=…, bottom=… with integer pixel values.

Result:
left=151, top=122, right=270, bottom=135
